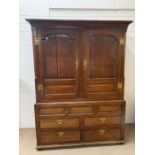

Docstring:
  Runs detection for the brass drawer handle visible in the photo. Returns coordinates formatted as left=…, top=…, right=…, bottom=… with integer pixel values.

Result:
left=57, top=131, right=64, bottom=137
left=99, top=118, right=106, bottom=123
left=99, top=129, right=105, bottom=135
left=56, top=120, right=64, bottom=125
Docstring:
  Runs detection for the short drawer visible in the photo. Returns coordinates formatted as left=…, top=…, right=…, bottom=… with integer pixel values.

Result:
left=84, top=116, right=121, bottom=127
left=40, top=118, right=79, bottom=129
left=84, top=128, right=120, bottom=141
left=70, top=106, right=93, bottom=114
left=98, top=105, right=121, bottom=112
left=39, top=108, right=65, bottom=115
left=40, top=131, right=80, bottom=144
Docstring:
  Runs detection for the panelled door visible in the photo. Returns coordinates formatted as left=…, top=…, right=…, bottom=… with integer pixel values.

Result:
left=82, top=29, right=124, bottom=100
left=36, top=29, right=80, bottom=101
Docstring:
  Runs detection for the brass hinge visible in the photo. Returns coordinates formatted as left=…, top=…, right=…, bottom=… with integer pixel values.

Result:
left=37, top=84, right=43, bottom=91
left=34, top=36, right=39, bottom=46
left=120, top=38, right=125, bottom=46
left=117, top=82, right=123, bottom=90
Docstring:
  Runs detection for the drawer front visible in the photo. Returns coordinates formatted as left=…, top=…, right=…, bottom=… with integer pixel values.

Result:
left=40, top=131, right=80, bottom=144
left=84, top=116, right=121, bottom=127
left=39, top=108, right=65, bottom=115
left=40, top=118, right=79, bottom=129
left=99, top=105, right=121, bottom=112
left=84, top=128, right=120, bottom=141
left=70, top=107, right=93, bottom=114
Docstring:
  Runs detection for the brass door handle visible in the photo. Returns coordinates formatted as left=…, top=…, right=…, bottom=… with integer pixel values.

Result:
left=99, top=118, right=106, bottom=123
left=120, top=37, right=125, bottom=45
left=84, top=60, right=87, bottom=70
left=34, top=36, right=39, bottom=46
left=56, top=120, right=64, bottom=125
left=57, top=131, right=64, bottom=137
left=99, top=129, right=105, bottom=135
left=75, top=60, right=79, bottom=70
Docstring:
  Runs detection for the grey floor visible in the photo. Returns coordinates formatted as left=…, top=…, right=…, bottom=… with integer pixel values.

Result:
left=19, top=124, right=134, bottom=155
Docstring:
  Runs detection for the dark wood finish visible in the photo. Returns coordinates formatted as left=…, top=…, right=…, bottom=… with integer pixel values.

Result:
left=27, top=19, right=131, bottom=149
left=36, top=140, right=125, bottom=150
left=82, top=29, right=123, bottom=100
left=99, top=105, right=121, bottom=112
left=84, top=128, right=120, bottom=141
left=40, top=131, right=80, bottom=145
left=84, top=116, right=121, bottom=127
left=40, top=118, right=80, bottom=129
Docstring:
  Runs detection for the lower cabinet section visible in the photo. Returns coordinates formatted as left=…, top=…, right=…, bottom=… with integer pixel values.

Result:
left=35, top=100, right=125, bottom=149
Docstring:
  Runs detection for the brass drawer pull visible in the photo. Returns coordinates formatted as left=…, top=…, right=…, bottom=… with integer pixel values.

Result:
left=56, top=120, right=64, bottom=125
left=99, top=129, right=105, bottom=135
left=57, top=132, right=64, bottom=137
left=99, top=118, right=106, bottom=123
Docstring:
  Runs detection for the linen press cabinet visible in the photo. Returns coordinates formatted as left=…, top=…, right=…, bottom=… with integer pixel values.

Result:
left=27, top=19, right=132, bottom=149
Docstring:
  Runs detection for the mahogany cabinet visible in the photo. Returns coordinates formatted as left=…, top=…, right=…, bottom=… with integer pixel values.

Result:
left=27, top=19, right=132, bottom=149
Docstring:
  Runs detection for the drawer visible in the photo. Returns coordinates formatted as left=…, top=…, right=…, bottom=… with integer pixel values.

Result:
left=70, top=107, right=93, bottom=114
left=84, top=128, right=120, bottom=141
left=98, top=105, right=121, bottom=112
left=39, top=108, right=66, bottom=115
left=40, top=131, right=80, bottom=144
left=40, top=117, right=79, bottom=129
left=84, top=116, right=121, bottom=127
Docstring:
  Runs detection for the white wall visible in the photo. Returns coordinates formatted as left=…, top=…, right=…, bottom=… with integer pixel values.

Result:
left=19, top=0, right=135, bottom=128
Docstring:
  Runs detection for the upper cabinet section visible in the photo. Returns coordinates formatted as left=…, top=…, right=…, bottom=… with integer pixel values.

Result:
left=27, top=20, right=131, bottom=101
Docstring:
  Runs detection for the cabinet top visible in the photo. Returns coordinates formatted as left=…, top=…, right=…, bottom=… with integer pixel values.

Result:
left=26, top=19, right=132, bottom=31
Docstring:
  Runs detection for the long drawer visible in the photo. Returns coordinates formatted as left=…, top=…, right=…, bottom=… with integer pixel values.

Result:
left=84, top=128, right=121, bottom=141
left=40, top=131, right=80, bottom=145
left=84, top=116, right=121, bottom=127
left=39, top=117, right=80, bottom=129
